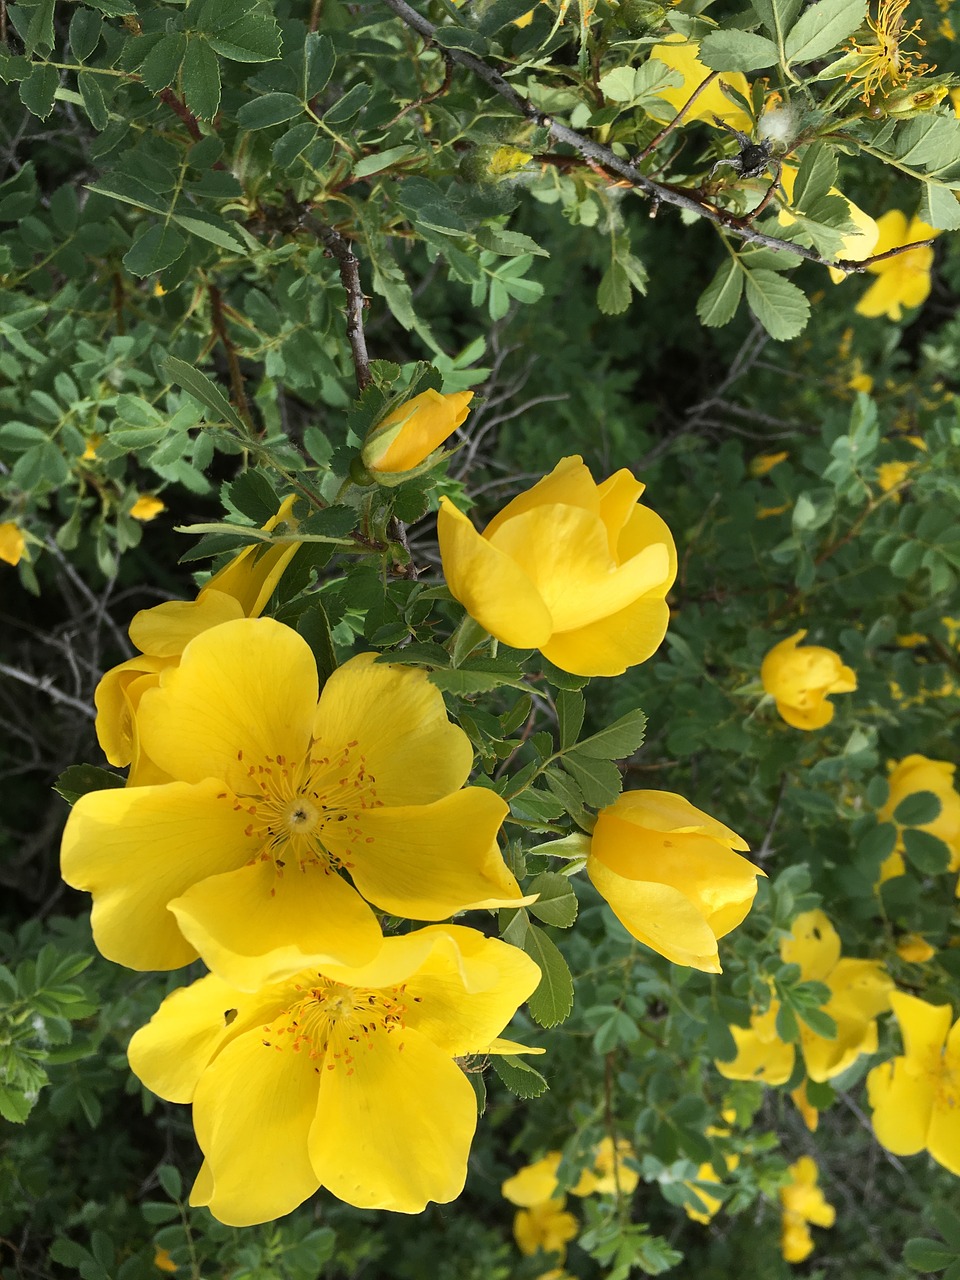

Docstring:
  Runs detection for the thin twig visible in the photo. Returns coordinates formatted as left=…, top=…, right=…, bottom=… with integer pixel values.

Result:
left=208, top=283, right=256, bottom=431
left=312, top=223, right=372, bottom=393
left=0, top=663, right=96, bottom=719
left=378, top=0, right=934, bottom=275
left=636, top=71, right=720, bottom=161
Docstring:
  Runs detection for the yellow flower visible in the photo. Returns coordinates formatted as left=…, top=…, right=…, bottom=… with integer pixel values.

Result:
left=81, top=433, right=104, bottom=460
left=503, top=1153, right=569, bottom=1206
left=514, top=1198, right=579, bottom=1259
left=855, top=211, right=937, bottom=321
left=502, top=1136, right=638, bottom=1204
left=645, top=37, right=753, bottom=131
left=760, top=630, right=857, bottom=730
left=717, top=910, right=893, bottom=1083
left=848, top=368, right=874, bottom=393
left=791, top=1080, right=819, bottom=1131
left=361, top=389, right=473, bottom=477
left=876, top=459, right=915, bottom=491
left=586, top=790, right=761, bottom=973
left=94, top=496, right=305, bottom=785
left=129, top=495, right=166, bottom=521
left=896, top=632, right=927, bottom=647
left=590, top=1135, right=639, bottom=1194
left=896, top=933, right=936, bottom=963
left=438, top=455, right=677, bottom=677
left=867, top=992, right=960, bottom=1175
left=62, top=620, right=526, bottom=983
left=780, top=1156, right=835, bottom=1264
left=128, top=925, right=541, bottom=1223
left=845, top=0, right=931, bottom=104
left=749, top=450, right=789, bottom=477
left=876, top=754, right=960, bottom=883
left=0, top=521, right=25, bottom=566
left=684, top=1153, right=739, bottom=1224
left=778, top=165, right=879, bottom=282
left=153, top=1246, right=177, bottom=1272
left=757, top=502, right=791, bottom=519
left=489, top=146, right=534, bottom=175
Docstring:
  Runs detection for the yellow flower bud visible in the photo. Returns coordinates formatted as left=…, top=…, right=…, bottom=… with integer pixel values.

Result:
left=361, top=389, right=473, bottom=478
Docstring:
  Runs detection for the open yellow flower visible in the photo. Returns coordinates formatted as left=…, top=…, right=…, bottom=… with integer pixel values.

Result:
left=513, top=1198, right=579, bottom=1259
left=761, top=630, right=857, bottom=730
left=780, top=1156, right=835, bottom=1263
left=716, top=910, right=893, bottom=1084
left=0, top=521, right=25, bottom=566
left=362, top=389, right=473, bottom=476
left=95, top=495, right=304, bottom=785
left=876, top=754, right=960, bottom=883
left=129, top=495, right=166, bottom=521
left=438, top=456, right=677, bottom=677
left=867, top=992, right=960, bottom=1175
left=645, top=37, right=753, bottom=132
left=62, top=619, right=526, bottom=984
left=586, top=790, right=760, bottom=973
left=855, top=211, right=937, bottom=321
left=502, top=1136, right=638, bottom=1206
left=128, top=925, right=541, bottom=1223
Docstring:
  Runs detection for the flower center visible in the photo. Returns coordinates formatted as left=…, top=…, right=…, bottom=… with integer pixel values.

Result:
left=261, top=976, right=413, bottom=1075
left=231, top=739, right=383, bottom=873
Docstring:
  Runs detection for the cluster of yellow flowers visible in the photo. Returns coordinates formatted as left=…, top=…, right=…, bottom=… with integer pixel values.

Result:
left=502, top=1139, right=640, bottom=1263
left=58, top=392, right=765, bottom=1225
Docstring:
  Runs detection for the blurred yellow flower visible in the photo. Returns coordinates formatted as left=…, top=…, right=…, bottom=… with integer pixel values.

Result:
left=761, top=630, right=857, bottom=730
left=502, top=1136, right=638, bottom=1205
left=362, top=389, right=473, bottom=477
left=867, top=992, right=960, bottom=1175
left=791, top=1080, right=819, bottom=1131
left=81, top=433, right=104, bottom=460
left=684, top=1152, right=739, bottom=1224
left=876, top=460, right=915, bottom=491
left=438, top=455, right=677, bottom=677
left=153, top=1246, right=177, bottom=1272
left=757, top=502, right=791, bottom=519
left=587, top=790, right=761, bottom=973
left=749, top=450, right=789, bottom=477
left=514, top=1198, right=579, bottom=1258
left=896, top=933, right=936, bottom=963
left=0, top=521, right=25, bottom=566
left=129, top=495, right=166, bottom=521
left=489, top=146, right=534, bottom=175
left=780, top=1156, right=835, bottom=1263
left=646, top=37, right=752, bottom=131
left=855, top=211, right=937, bottom=321
left=876, top=754, right=960, bottom=883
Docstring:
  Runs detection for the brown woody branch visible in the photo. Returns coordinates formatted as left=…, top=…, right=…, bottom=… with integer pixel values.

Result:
left=378, top=0, right=934, bottom=275
left=208, top=283, right=256, bottom=431
left=312, top=223, right=372, bottom=393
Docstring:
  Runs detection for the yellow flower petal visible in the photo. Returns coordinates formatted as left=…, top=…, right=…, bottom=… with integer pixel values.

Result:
left=513, top=1198, right=579, bottom=1257
left=94, top=653, right=173, bottom=768
left=780, top=909, right=842, bottom=982
left=646, top=37, right=752, bottom=131
left=867, top=1058, right=935, bottom=1156
left=191, top=1028, right=322, bottom=1226
left=0, top=521, right=25, bottom=566
left=714, top=1009, right=796, bottom=1085
left=502, top=1153, right=563, bottom=1207
left=202, top=494, right=301, bottom=616
left=308, top=1025, right=477, bottom=1212
left=540, top=592, right=671, bottom=677
left=61, top=780, right=259, bottom=970
left=363, top=389, right=473, bottom=474
left=130, top=495, right=166, bottom=521
left=128, top=590, right=244, bottom=656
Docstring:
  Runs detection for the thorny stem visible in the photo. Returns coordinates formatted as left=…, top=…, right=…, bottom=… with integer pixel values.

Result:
left=636, top=71, right=720, bottom=162
left=159, top=87, right=204, bottom=142
left=378, top=0, right=933, bottom=275
left=207, top=283, right=256, bottom=433
left=312, top=223, right=372, bottom=394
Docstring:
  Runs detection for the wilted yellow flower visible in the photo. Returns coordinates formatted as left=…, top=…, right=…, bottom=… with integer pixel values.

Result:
left=95, top=495, right=304, bottom=785
left=129, top=925, right=541, bottom=1223
left=846, top=0, right=931, bottom=104
left=876, top=460, right=915, bottom=491
left=876, top=754, right=960, bottom=883
left=750, top=450, right=789, bottom=477
left=867, top=992, right=960, bottom=1175
left=855, top=211, right=937, bottom=321
left=780, top=1156, right=835, bottom=1263
left=514, top=1198, right=579, bottom=1259
left=761, top=630, right=857, bottom=730
left=129, top=495, right=166, bottom=521
left=717, top=910, right=893, bottom=1083
left=0, top=521, right=25, bottom=566
left=63, top=621, right=526, bottom=983
left=646, top=37, right=752, bottom=131
left=586, top=790, right=761, bottom=973
left=896, top=933, right=936, bottom=963
left=361, top=389, right=473, bottom=477
left=438, top=455, right=677, bottom=677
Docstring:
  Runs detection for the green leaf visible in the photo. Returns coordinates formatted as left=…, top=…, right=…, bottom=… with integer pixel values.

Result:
left=557, top=689, right=585, bottom=750
left=141, top=32, right=187, bottom=92
left=77, top=71, right=109, bottom=129
left=323, top=83, right=372, bottom=125
left=297, top=603, right=338, bottom=686
left=25, top=0, right=56, bottom=53
left=562, top=753, right=623, bottom=808
left=893, top=790, right=941, bottom=827
left=697, top=258, right=743, bottom=328
left=123, top=222, right=187, bottom=276
left=775, top=1001, right=799, bottom=1042
left=792, top=143, right=838, bottom=212
left=921, top=184, right=960, bottom=232
left=744, top=268, right=810, bottom=340
left=162, top=355, right=246, bottom=430
left=784, top=0, right=866, bottom=64
left=169, top=213, right=245, bottom=253
left=223, top=469, right=281, bottom=523
left=904, top=1239, right=955, bottom=1273
left=902, top=828, right=951, bottom=875
left=490, top=1053, right=549, bottom=1098
left=522, top=925, right=574, bottom=1027
left=353, top=145, right=418, bottom=179
left=182, top=38, right=221, bottom=120
left=19, top=63, right=59, bottom=118
left=237, top=92, right=303, bottom=129
left=527, top=873, right=579, bottom=928
left=576, top=708, right=646, bottom=760
left=303, top=32, right=335, bottom=99
left=0, top=1084, right=38, bottom=1124
left=597, top=258, right=632, bottom=316
left=699, top=30, right=779, bottom=71
left=429, top=669, right=527, bottom=695
left=54, top=764, right=125, bottom=805
left=272, top=121, right=318, bottom=167
left=796, top=1006, right=836, bottom=1039
left=206, top=13, right=282, bottom=62
left=70, top=9, right=103, bottom=61
left=752, top=0, right=803, bottom=38
left=858, top=821, right=897, bottom=863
